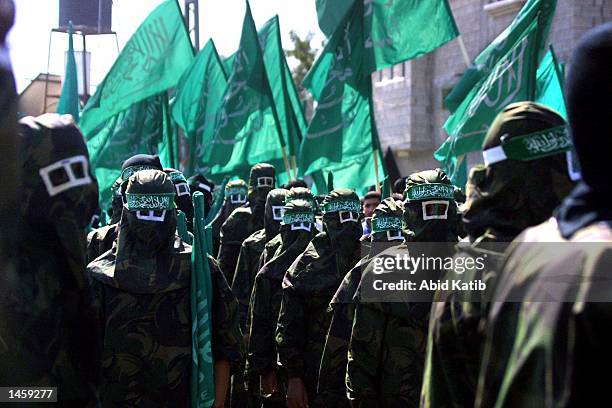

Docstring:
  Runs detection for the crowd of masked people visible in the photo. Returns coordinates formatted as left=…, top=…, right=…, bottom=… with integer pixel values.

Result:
left=1, top=7, right=611, bottom=406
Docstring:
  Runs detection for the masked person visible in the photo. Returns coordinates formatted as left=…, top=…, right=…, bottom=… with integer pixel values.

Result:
left=0, top=114, right=99, bottom=405
left=210, top=179, right=248, bottom=257
left=276, top=189, right=362, bottom=408
left=247, top=199, right=317, bottom=407
left=0, top=0, right=17, bottom=320
left=260, top=187, right=318, bottom=267
left=164, top=168, right=194, bottom=220
left=318, top=197, right=407, bottom=407
left=86, top=154, right=163, bottom=263
left=230, top=188, right=288, bottom=408
left=421, top=102, right=575, bottom=408
left=88, top=169, right=242, bottom=407
left=476, top=24, right=612, bottom=408
left=218, top=163, right=276, bottom=283
left=189, top=173, right=216, bottom=216
left=347, top=169, right=458, bottom=407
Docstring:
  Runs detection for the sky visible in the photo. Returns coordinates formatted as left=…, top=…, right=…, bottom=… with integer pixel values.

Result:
left=8, top=0, right=325, bottom=93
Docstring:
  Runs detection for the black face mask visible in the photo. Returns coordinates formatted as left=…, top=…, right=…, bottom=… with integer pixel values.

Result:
left=403, top=200, right=458, bottom=242
left=119, top=209, right=177, bottom=254
left=324, top=212, right=363, bottom=254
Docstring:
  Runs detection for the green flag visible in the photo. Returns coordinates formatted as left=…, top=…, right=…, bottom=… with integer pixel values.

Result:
left=299, top=1, right=384, bottom=193
left=57, top=21, right=80, bottom=122
left=315, top=0, right=354, bottom=38
left=535, top=46, right=566, bottom=119
left=205, top=1, right=286, bottom=179
left=435, top=18, right=541, bottom=186
left=315, top=0, right=458, bottom=74
left=445, top=0, right=557, bottom=112
left=171, top=39, right=228, bottom=177
left=86, top=94, right=172, bottom=211
left=80, top=0, right=193, bottom=136
left=259, top=15, right=305, bottom=159
left=191, top=192, right=215, bottom=408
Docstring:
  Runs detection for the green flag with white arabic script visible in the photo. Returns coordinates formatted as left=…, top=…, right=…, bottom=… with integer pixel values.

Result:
left=80, top=0, right=193, bottom=136
left=445, top=0, right=557, bottom=112
left=191, top=192, right=215, bottom=408
left=315, top=0, right=458, bottom=74
left=171, top=39, right=228, bottom=178
left=435, top=18, right=541, bottom=186
left=205, top=1, right=285, bottom=179
left=300, top=1, right=383, bottom=192
left=86, top=93, right=173, bottom=211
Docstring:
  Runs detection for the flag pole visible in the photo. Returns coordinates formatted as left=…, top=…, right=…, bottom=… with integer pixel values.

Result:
left=281, top=145, right=292, bottom=180
left=457, top=35, right=471, bottom=68
left=291, top=155, right=298, bottom=180
left=454, top=35, right=471, bottom=186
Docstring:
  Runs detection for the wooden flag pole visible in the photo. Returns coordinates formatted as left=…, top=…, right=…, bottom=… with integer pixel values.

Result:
left=281, top=146, right=292, bottom=180
left=457, top=35, right=471, bottom=68
left=291, top=155, right=298, bottom=180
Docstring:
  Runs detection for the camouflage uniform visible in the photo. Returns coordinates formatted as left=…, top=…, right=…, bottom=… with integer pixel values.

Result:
left=218, top=164, right=275, bottom=283
left=87, top=154, right=163, bottom=263
left=230, top=188, right=288, bottom=408
left=247, top=200, right=317, bottom=407
left=318, top=198, right=407, bottom=407
left=276, top=189, right=362, bottom=407
left=88, top=170, right=242, bottom=407
left=347, top=170, right=458, bottom=407
left=0, top=115, right=100, bottom=405
left=210, top=179, right=248, bottom=257
left=477, top=25, right=612, bottom=408
left=422, top=102, right=575, bottom=408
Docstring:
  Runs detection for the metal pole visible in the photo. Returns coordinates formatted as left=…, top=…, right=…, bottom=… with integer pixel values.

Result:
left=43, top=29, right=53, bottom=113
left=82, top=33, right=89, bottom=101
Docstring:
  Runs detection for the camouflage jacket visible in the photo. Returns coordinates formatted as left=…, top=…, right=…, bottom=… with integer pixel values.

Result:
left=218, top=206, right=261, bottom=284
left=231, top=228, right=267, bottom=332
left=421, top=235, right=507, bottom=408
left=477, top=219, right=612, bottom=408
left=276, top=232, right=359, bottom=402
left=0, top=223, right=99, bottom=406
left=86, top=223, right=119, bottom=264
left=88, top=236, right=242, bottom=407
left=347, top=244, right=434, bottom=408
left=317, top=258, right=365, bottom=407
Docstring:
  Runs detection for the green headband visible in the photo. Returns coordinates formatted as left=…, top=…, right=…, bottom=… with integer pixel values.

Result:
left=121, top=165, right=158, bottom=182
left=125, top=193, right=176, bottom=211
left=483, top=125, right=572, bottom=166
left=285, top=196, right=316, bottom=208
left=168, top=171, right=187, bottom=184
left=226, top=186, right=248, bottom=196
left=282, top=211, right=315, bottom=225
left=371, top=216, right=403, bottom=233
left=405, top=183, right=454, bottom=201
left=323, top=200, right=361, bottom=214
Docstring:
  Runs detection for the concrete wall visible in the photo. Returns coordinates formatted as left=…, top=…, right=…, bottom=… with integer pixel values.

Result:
left=373, top=0, right=612, bottom=178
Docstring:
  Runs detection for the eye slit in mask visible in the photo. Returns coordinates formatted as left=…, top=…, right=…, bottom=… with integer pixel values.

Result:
left=422, top=200, right=449, bottom=220
left=291, top=222, right=312, bottom=232
left=135, top=210, right=167, bottom=222
left=339, top=211, right=359, bottom=223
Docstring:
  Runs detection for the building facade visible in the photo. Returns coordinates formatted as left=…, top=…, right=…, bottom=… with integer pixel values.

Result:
left=373, top=0, right=612, bottom=177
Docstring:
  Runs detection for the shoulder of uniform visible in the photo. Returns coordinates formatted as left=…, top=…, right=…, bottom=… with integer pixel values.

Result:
left=515, top=217, right=565, bottom=243
left=243, top=229, right=266, bottom=245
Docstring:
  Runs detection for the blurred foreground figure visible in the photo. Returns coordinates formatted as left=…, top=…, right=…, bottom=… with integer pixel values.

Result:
left=422, top=101, right=575, bottom=408
left=0, top=0, right=18, bottom=361
left=88, top=170, right=242, bottom=406
left=0, top=114, right=100, bottom=405
left=476, top=23, right=612, bottom=408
